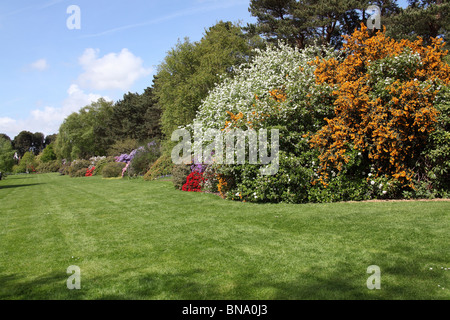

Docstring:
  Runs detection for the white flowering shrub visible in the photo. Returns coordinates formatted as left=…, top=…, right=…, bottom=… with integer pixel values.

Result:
left=181, top=42, right=341, bottom=202
left=191, top=42, right=338, bottom=133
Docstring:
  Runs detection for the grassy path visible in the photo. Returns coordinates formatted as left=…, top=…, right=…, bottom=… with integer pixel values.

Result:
left=0, top=173, right=449, bottom=299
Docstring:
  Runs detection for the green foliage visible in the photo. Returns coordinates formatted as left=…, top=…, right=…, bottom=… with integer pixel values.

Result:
left=12, top=131, right=46, bottom=157
left=416, top=84, right=450, bottom=194
left=40, top=143, right=57, bottom=163
left=247, top=0, right=399, bottom=49
left=54, top=90, right=161, bottom=161
left=127, top=142, right=161, bottom=177
left=12, top=131, right=33, bottom=158
left=59, top=162, right=71, bottom=176
left=36, top=160, right=61, bottom=173
left=108, top=138, right=139, bottom=157
left=109, top=88, right=162, bottom=142
left=155, top=21, right=255, bottom=138
left=386, top=0, right=450, bottom=50
left=93, top=157, right=116, bottom=176
left=71, top=168, right=89, bottom=178
left=0, top=133, right=11, bottom=142
left=55, top=98, right=114, bottom=160
left=102, top=162, right=126, bottom=178
left=68, top=160, right=92, bottom=177
left=32, top=132, right=45, bottom=155
left=224, top=153, right=311, bottom=204
left=172, top=164, right=191, bottom=190
left=13, top=151, right=37, bottom=173
left=143, top=152, right=174, bottom=181
left=0, top=136, right=15, bottom=173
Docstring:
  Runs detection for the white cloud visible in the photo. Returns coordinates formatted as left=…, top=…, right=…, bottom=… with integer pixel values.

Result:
left=30, top=58, right=49, bottom=71
left=0, top=117, right=20, bottom=136
left=63, top=84, right=106, bottom=114
left=0, top=85, right=110, bottom=137
left=77, top=48, right=152, bottom=91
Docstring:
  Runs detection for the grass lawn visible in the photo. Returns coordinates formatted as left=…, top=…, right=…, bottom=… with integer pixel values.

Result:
left=0, top=173, right=449, bottom=300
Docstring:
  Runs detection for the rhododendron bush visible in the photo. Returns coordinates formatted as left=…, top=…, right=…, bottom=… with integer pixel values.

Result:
left=179, top=25, right=450, bottom=203
left=115, top=141, right=160, bottom=177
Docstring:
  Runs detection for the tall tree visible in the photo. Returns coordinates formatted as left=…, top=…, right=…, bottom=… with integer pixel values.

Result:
left=109, top=86, right=161, bottom=143
left=247, top=0, right=401, bottom=48
left=155, top=21, right=255, bottom=138
left=32, top=132, right=45, bottom=155
left=386, top=0, right=449, bottom=48
left=12, top=131, right=34, bottom=158
left=44, top=134, right=58, bottom=147
left=0, top=134, right=11, bottom=143
left=247, top=0, right=310, bottom=48
left=142, top=86, right=162, bottom=141
left=55, top=98, right=114, bottom=160
left=0, top=136, right=15, bottom=172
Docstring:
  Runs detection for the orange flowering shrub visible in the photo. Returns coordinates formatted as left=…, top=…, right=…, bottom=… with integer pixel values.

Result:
left=309, top=24, right=450, bottom=188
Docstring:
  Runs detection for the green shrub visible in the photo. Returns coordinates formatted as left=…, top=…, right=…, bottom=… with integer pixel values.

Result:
left=415, top=85, right=450, bottom=196
left=172, top=164, right=191, bottom=190
left=71, top=159, right=91, bottom=171
left=40, top=144, right=57, bottom=163
left=69, top=160, right=92, bottom=177
left=13, top=152, right=37, bottom=173
left=144, top=153, right=174, bottom=181
left=59, top=163, right=71, bottom=176
left=72, top=168, right=88, bottom=178
left=93, top=157, right=116, bottom=176
left=127, top=142, right=161, bottom=177
left=102, top=162, right=126, bottom=178
left=37, top=160, right=61, bottom=173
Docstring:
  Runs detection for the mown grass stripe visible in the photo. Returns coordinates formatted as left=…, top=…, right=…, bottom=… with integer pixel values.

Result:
left=0, top=173, right=449, bottom=300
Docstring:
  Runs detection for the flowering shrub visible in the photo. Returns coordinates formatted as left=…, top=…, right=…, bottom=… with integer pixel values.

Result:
left=128, top=142, right=161, bottom=177
left=183, top=42, right=337, bottom=201
left=190, top=42, right=337, bottom=136
left=115, top=141, right=160, bottom=177
left=177, top=27, right=450, bottom=202
left=85, top=167, right=95, bottom=177
left=93, top=157, right=116, bottom=176
left=308, top=24, right=450, bottom=191
left=182, top=172, right=205, bottom=192
left=69, top=160, right=91, bottom=177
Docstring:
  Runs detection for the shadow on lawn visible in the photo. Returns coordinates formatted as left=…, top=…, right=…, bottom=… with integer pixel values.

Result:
left=0, top=183, right=45, bottom=190
left=83, top=265, right=382, bottom=300
left=96, top=268, right=215, bottom=300
left=0, top=260, right=440, bottom=300
left=0, top=269, right=86, bottom=300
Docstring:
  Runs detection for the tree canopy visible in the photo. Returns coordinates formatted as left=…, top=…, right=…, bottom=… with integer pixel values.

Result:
left=154, top=21, right=259, bottom=138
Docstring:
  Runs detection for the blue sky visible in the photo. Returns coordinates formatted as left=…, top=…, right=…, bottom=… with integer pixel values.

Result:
left=0, top=0, right=254, bottom=138
left=0, top=0, right=410, bottom=139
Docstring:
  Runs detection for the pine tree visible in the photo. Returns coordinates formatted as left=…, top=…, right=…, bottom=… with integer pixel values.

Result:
left=386, top=0, right=450, bottom=48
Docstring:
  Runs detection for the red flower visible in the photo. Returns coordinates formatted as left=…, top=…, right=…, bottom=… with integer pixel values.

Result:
left=85, top=167, right=95, bottom=177
left=182, top=172, right=205, bottom=192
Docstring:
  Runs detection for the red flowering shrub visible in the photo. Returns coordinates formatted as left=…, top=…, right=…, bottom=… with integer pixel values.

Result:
left=182, top=172, right=205, bottom=192
left=85, top=167, right=95, bottom=177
